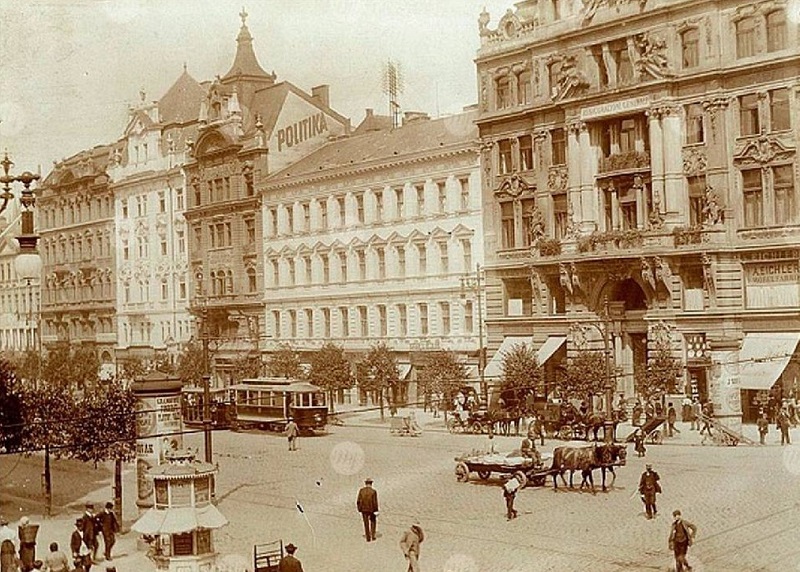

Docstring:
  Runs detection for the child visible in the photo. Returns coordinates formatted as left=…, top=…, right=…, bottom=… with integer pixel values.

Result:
left=503, top=477, right=520, bottom=520
left=633, top=429, right=647, bottom=457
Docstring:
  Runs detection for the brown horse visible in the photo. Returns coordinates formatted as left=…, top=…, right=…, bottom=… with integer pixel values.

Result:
left=550, top=444, right=627, bottom=493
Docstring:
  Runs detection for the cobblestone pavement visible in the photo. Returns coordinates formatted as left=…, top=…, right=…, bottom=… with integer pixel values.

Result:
left=2, top=415, right=799, bottom=572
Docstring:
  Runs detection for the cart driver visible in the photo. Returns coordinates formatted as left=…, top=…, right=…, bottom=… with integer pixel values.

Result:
left=520, top=430, right=542, bottom=467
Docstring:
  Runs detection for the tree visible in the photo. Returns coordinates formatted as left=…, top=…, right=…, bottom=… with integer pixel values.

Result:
left=559, top=351, right=607, bottom=408
left=307, top=343, right=352, bottom=412
left=0, top=358, right=23, bottom=454
left=9, top=348, right=41, bottom=386
left=69, top=382, right=137, bottom=522
left=636, top=330, right=682, bottom=401
left=176, top=340, right=206, bottom=386
left=267, top=343, right=302, bottom=379
left=360, top=343, right=400, bottom=420
left=416, top=350, right=467, bottom=419
left=500, top=342, right=542, bottom=404
left=116, top=356, right=148, bottom=383
left=41, top=343, right=101, bottom=391
left=230, top=351, right=262, bottom=382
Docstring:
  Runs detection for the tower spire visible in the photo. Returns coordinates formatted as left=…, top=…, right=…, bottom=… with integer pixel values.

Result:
left=222, top=7, right=273, bottom=84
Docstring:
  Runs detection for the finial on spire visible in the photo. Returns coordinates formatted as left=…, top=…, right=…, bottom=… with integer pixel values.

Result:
left=239, top=6, right=248, bottom=25
left=183, top=61, right=187, bottom=72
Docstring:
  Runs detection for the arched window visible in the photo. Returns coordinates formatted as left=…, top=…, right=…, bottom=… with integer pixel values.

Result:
left=247, top=267, right=257, bottom=292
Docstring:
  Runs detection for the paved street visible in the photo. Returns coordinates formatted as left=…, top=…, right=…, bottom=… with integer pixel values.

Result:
left=2, top=414, right=799, bottom=571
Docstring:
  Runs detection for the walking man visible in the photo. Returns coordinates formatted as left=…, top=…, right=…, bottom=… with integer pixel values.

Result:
left=757, top=413, right=769, bottom=445
left=399, top=521, right=424, bottom=572
left=666, top=402, right=680, bottom=438
left=70, top=519, right=92, bottom=572
left=638, top=464, right=661, bottom=519
left=96, top=503, right=119, bottom=562
left=690, top=398, right=701, bottom=431
left=503, top=476, right=520, bottom=521
left=277, top=543, right=303, bottom=572
left=699, top=401, right=714, bottom=442
left=80, top=504, right=97, bottom=564
left=16, top=517, right=38, bottom=572
left=668, top=510, right=697, bottom=572
left=356, top=478, right=379, bottom=542
left=778, top=409, right=791, bottom=445
left=531, top=415, right=545, bottom=446
left=285, top=418, right=299, bottom=452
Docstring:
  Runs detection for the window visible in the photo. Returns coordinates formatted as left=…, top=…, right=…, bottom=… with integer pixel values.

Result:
left=440, top=302, right=450, bottom=335
left=687, top=175, right=706, bottom=226
left=437, top=181, right=447, bottom=212
left=459, top=178, right=470, bottom=211
left=438, top=241, right=449, bottom=274
left=551, top=128, right=566, bottom=165
left=378, top=305, right=387, bottom=337
left=739, top=94, right=760, bottom=136
left=303, top=255, right=312, bottom=284
left=496, top=76, right=511, bottom=109
left=376, top=191, right=384, bottom=221
left=499, top=140, right=513, bottom=174
left=395, top=187, right=404, bottom=218
left=773, top=165, right=795, bottom=225
left=767, top=11, right=787, bottom=53
left=305, top=309, right=313, bottom=338
left=323, top=308, right=331, bottom=338
left=161, top=279, right=168, bottom=300
left=419, top=303, right=429, bottom=335
left=519, top=135, right=533, bottom=171
left=160, top=238, right=167, bottom=256
left=193, top=182, right=202, bottom=206
left=418, top=244, right=427, bottom=275
left=736, top=17, right=757, bottom=59
left=374, top=247, right=385, bottom=279
left=335, top=196, right=345, bottom=227
left=770, top=88, right=790, bottom=131
left=461, top=239, right=473, bottom=271
left=518, top=70, right=532, bottom=105
left=177, top=229, right=185, bottom=254
left=551, top=0, right=561, bottom=20
left=247, top=267, right=257, bottom=292
left=339, top=252, right=347, bottom=283
left=357, top=249, right=366, bottom=280
left=505, top=278, right=533, bottom=316
left=289, top=310, right=297, bottom=338
left=176, top=188, right=184, bottom=210
left=319, top=200, right=328, bottom=229
left=397, top=304, right=407, bottom=336
left=553, top=194, right=568, bottom=240
left=463, top=300, right=474, bottom=334
left=179, top=279, right=186, bottom=299
left=122, top=200, right=128, bottom=219
left=288, top=259, right=296, bottom=285
left=137, top=237, right=148, bottom=258
left=340, top=307, right=350, bottom=337
left=302, top=202, right=310, bottom=231
left=359, top=306, right=368, bottom=336
left=415, top=185, right=425, bottom=214
left=548, top=60, right=562, bottom=97
left=619, top=185, right=638, bottom=230
left=322, top=255, right=330, bottom=283
left=122, top=240, right=129, bottom=260
left=686, top=104, right=705, bottom=144
left=619, top=119, right=636, bottom=153
left=742, top=169, right=763, bottom=227
left=272, top=310, right=281, bottom=339
left=245, top=217, right=256, bottom=244
left=681, top=28, right=700, bottom=68
left=270, top=259, right=279, bottom=286
left=136, top=196, right=146, bottom=217
left=521, top=198, right=536, bottom=247
left=501, top=202, right=515, bottom=249
left=612, top=41, right=633, bottom=84
left=267, top=208, right=277, bottom=236
left=397, top=246, right=406, bottom=277
left=158, top=191, right=166, bottom=213
left=355, top=194, right=365, bottom=224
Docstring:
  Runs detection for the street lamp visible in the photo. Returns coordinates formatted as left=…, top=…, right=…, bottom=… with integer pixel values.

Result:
left=460, top=263, right=486, bottom=405
left=570, top=296, right=615, bottom=441
left=193, top=270, right=213, bottom=463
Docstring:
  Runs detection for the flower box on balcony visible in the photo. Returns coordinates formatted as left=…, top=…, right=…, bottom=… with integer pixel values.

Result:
left=672, top=225, right=704, bottom=247
left=537, top=238, right=562, bottom=257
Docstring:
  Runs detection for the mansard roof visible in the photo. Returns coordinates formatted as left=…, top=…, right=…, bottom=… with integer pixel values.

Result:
left=222, top=11, right=273, bottom=84
left=43, top=144, right=113, bottom=188
left=159, top=69, right=205, bottom=125
left=265, top=111, right=478, bottom=183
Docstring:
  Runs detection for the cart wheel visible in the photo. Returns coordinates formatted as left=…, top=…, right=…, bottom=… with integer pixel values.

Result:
left=471, top=421, right=484, bottom=434
left=455, top=462, right=470, bottom=482
left=558, top=426, right=573, bottom=441
left=649, top=430, right=663, bottom=444
left=477, top=470, right=491, bottom=480
left=447, top=418, right=459, bottom=434
left=512, top=471, right=528, bottom=489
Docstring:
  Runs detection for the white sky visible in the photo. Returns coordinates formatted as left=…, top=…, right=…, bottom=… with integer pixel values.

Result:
left=0, top=0, right=513, bottom=175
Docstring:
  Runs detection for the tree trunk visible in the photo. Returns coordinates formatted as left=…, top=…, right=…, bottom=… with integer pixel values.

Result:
left=114, top=458, right=123, bottom=524
left=378, top=389, right=385, bottom=421
left=328, top=389, right=335, bottom=413
left=43, top=444, right=52, bottom=516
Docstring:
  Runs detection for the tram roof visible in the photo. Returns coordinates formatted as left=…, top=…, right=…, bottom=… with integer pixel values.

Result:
left=231, top=378, right=322, bottom=393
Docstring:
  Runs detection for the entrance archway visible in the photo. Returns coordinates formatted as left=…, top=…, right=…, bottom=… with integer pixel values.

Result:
left=605, top=278, right=648, bottom=311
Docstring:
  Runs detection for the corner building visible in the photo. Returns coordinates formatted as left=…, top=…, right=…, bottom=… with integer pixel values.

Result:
left=476, top=0, right=800, bottom=428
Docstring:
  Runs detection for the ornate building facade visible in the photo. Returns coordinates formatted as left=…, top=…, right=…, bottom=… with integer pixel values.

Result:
left=476, top=0, right=800, bottom=426
left=183, top=11, right=351, bottom=384
left=260, top=111, right=483, bottom=404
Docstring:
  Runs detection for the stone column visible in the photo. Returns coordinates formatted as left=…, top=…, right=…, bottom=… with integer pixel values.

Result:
left=661, top=105, right=684, bottom=225
left=579, top=124, right=597, bottom=232
left=567, top=121, right=582, bottom=222
left=647, top=108, right=665, bottom=225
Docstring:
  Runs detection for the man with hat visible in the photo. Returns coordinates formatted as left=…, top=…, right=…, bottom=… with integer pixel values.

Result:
left=520, top=429, right=542, bottom=467
left=668, top=510, right=697, bottom=572
left=638, top=464, right=662, bottom=519
left=70, top=519, right=92, bottom=571
left=80, top=504, right=97, bottom=563
left=399, top=521, right=424, bottom=572
left=356, top=478, right=379, bottom=542
left=278, top=543, right=303, bottom=572
left=96, top=502, right=120, bottom=562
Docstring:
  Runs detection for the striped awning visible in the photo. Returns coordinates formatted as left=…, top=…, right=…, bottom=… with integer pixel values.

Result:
left=132, top=504, right=228, bottom=535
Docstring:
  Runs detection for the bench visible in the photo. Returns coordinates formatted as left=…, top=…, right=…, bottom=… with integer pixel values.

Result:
left=254, top=540, right=284, bottom=572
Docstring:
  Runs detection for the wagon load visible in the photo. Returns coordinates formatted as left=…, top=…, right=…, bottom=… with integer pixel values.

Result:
left=454, top=449, right=553, bottom=487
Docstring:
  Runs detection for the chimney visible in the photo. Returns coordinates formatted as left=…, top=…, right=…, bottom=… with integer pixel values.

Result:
left=365, top=108, right=374, bottom=118
left=402, top=111, right=430, bottom=125
left=311, top=85, right=330, bottom=108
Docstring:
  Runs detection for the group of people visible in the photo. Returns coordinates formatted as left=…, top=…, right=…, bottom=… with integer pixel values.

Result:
left=0, top=503, right=118, bottom=572
left=758, top=406, right=793, bottom=445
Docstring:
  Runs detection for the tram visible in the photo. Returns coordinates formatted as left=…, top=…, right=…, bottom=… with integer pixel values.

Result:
left=180, top=386, right=232, bottom=428
left=229, top=377, right=328, bottom=434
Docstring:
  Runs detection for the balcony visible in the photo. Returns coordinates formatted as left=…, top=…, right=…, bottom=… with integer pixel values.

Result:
left=597, top=151, right=650, bottom=175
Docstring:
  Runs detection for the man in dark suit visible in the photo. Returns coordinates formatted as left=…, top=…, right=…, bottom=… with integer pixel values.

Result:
left=96, top=503, right=119, bottom=562
left=638, top=464, right=662, bottom=519
left=356, top=478, right=379, bottom=542
left=80, top=504, right=97, bottom=563
left=668, top=510, right=697, bottom=572
left=278, top=543, right=303, bottom=572
left=70, top=519, right=92, bottom=571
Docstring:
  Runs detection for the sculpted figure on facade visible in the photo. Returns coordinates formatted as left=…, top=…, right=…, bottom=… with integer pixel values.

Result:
left=641, top=257, right=656, bottom=291
left=559, top=262, right=573, bottom=295
left=478, top=8, right=491, bottom=36
left=702, top=185, right=724, bottom=226
left=551, top=55, right=589, bottom=100
left=634, top=33, right=675, bottom=80
left=702, top=252, right=717, bottom=305
left=527, top=205, right=545, bottom=246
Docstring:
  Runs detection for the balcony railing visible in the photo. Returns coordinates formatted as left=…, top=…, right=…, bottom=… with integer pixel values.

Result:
left=597, top=151, right=650, bottom=174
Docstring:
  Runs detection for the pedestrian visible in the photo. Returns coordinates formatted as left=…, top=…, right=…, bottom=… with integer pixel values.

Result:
left=79, top=504, right=98, bottom=564
left=42, top=542, right=69, bottom=572
left=531, top=415, right=545, bottom=446
left=681, top=396, right=692, bottom=423
left=399, top=521, right=424, bottom=572
left=633, top=429, right=646, bottom=458
left=356, top=478, right=379, bottom=542
left=690, top=398, right=701, bottom=431
left=1, top=516, right=20, bottom=572
left=70, top=519, right=92, bottom=572
left=96, top=503, right=119, bottom=562
left=285, top=417, right=299, bottom=451
left=757, top=413, right=769, bottom=445
left=638, top=464, right=661, bottom=519
left=503, top=476, right=520, bottom=521
left=668, top=510, right=697, bottom=572
left=17, top=517, right=38, bottom=572
left=777, top=409, right=791, bottom=445
left=699, top=401, right=714, bottom=440
left=277, top=543, right=303, bottom=572
left=632, top=401, right=643, bottom=427
left=666, top=402, right=680, bottom=438
left=644, top=400, right=655, bottom=423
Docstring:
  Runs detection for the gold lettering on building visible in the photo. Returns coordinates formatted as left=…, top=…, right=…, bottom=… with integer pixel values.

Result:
left=277, top=113, right=328, bottom=151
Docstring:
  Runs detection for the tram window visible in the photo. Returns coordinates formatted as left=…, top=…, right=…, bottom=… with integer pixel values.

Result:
left=312, top=393, right=324, bottom=406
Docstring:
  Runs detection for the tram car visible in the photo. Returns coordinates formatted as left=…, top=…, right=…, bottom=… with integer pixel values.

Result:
left=181, top=386, right=233, bottom=428
left=229, top=377, right=328, bottom=434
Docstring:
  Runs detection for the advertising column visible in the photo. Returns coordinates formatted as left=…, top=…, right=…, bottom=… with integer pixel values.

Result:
left=131, top=374, right=184, bottom=511
left=708, top=340, right=743, bottom=436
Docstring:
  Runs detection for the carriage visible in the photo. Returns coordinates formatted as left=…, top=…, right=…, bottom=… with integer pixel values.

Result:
left=533, top=401, right=587, bottom=440
left=453, top=450, right=554, bottom=488
left=180, top=386, right=232, bottom=428
left=446, top=407, right=494, bottom=434
left=624, top=415, right=666, bottom=444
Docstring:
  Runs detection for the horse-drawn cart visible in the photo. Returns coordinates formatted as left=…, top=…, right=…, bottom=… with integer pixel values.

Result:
left=624, top=416, right=666, bottom=444
left=454, top=451, right=554, bottom=488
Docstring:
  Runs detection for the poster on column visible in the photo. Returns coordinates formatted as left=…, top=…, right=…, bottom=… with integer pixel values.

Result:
left=135, top=394, right=183, bottom=509
left=708, top=350, right=743, bottom=433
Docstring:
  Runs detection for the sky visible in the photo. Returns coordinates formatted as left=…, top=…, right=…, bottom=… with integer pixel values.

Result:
left=0, top=0, right=514, bottom=177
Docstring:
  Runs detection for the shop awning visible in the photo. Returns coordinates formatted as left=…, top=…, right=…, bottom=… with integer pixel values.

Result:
left=464, top=365, right=479, bottom=380
left=483, top=336, right=533, bottom=380
left=398, top=363, right=412, bottom=380
left=132, top=504, right=229, bottom=535
left=537, top=336, right=567, bottom=365
left=738, top=333, right=800, bottom=390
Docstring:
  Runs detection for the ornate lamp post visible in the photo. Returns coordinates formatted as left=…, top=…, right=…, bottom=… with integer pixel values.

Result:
left=460, top=263, right=486, bottom=405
